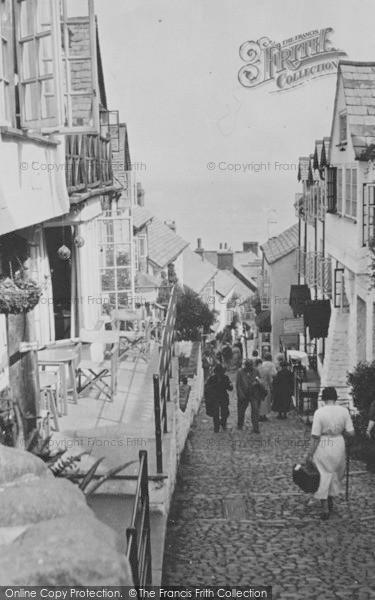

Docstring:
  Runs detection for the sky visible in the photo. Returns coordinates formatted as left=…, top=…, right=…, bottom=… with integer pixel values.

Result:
left=95, top=0, right=375, bottom=251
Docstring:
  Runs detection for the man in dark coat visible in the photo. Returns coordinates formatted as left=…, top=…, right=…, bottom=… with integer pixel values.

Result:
left=236, top=358, right=261, bottom=433
left=204, top=364, right=233, bottom=432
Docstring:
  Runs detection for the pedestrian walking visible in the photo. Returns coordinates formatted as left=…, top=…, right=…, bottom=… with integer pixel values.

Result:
left=236, top=358, right=264, bottom=433
left=275, top=352, right=285, bottom=371
left=271, top=360, right=294, bottom=419
left=258, top=353, right=277, bottom=421
left=221, top=344, right=233, bottom=371
left=204, top=364, right=233, bottom=432
left=202, top=349, right=214, bottom=382
left=231, top=344, right=242, bottom=370
left=305, top=387, right=355, bottom=520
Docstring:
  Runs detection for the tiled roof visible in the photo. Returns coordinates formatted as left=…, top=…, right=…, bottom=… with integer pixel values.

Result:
left=182, top=248, right=217, bottom=294
left=148, top=218, right=189, bottom=268
left=215, top=269, right=237, bottom=297
left=260, top=223, right=299, bottom=264
left=298, top=157, right=310, bottom=182
left=339, top=61, right=375, bottom=159
left=132, top=205, right=154, bottom=230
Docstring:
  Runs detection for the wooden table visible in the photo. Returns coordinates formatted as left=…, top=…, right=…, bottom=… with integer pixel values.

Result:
left=38, top=347, right=79, bottom=415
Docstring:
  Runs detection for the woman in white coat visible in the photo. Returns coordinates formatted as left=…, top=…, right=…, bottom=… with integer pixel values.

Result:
left=305, top=387, right=355, bottom=520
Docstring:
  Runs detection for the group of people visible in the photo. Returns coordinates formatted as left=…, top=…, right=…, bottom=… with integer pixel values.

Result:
left=203, top=340, right=358, bottom=521
left=204, top=346, right=295, bottom=434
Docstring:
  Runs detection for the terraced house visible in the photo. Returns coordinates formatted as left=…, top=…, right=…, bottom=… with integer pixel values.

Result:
left=294, top=60, right=375, bottom=394
left=0, top=0, right=138, bottom=430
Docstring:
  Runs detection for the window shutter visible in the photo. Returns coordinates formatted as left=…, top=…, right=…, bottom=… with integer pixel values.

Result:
left=326, top=167, right=337, bottom=213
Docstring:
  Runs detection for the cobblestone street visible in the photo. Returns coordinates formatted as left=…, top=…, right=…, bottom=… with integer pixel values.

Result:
left=162, top=378, right=375, bottom=599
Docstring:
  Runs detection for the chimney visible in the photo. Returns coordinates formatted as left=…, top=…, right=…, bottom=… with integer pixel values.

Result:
left=219, top=243, right=223, bottom=250
left=217, top=243, right=234, bottom=272
left=243, top=241, right=259, bottom=255
left=164, top=220, right=176, bottom=233
left=195, top=238, right=204, bottom=258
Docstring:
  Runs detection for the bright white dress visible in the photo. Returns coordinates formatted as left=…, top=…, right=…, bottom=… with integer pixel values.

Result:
left=311, top=404, right=354, bottom=500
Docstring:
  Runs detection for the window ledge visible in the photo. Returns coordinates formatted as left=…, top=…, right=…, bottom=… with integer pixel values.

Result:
left=0, top=126, right=60, bottom=147
left=341, top=214, right=357, bottom=224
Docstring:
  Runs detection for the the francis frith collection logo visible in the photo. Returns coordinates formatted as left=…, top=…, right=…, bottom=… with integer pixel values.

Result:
left=238, top=27, right=347, bottom=92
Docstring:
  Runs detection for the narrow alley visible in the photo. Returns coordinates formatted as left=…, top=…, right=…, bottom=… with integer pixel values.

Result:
left=162, top=379, right=375, bottom=600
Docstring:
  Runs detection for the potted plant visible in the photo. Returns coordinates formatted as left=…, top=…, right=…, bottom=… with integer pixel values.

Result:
left=347, top=361, right=375, bottom=470
left=0, top=272, right=43, bottom=315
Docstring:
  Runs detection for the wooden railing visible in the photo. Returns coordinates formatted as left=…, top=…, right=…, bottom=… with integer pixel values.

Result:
left=126, top=450, right=152, bottom=588
left=65, top=133, right=113, bottom=195
left=153, top=285, right=177, bottom=473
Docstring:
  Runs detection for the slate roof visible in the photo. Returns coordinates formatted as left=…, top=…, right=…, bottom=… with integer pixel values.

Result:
left=182, top=248, right=217, bottom=294
left=147, top=218, right=189, bottom=268
left=204, top=251, right=218, bottom=268
left=215, top=269, right=237, bottom=297
left=132, top=205, right=154, bottom=230
left=233, top=251, right=261, bottom=286
left=215, top=269, right=253, bottom=303
left=260, top=223, right=299, bottom=265
left=337, top=61, right=375, bottom=160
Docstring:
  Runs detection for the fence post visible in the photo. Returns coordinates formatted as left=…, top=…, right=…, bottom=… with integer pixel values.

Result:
left=153, top=374, right=163, bottom=473
left=126, top=527, right=140, bottom=588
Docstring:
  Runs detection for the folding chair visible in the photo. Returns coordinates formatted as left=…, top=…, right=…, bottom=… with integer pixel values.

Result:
left=110, top=310, right=151, bottom=363
left=77, top=329, right=119, bottom=402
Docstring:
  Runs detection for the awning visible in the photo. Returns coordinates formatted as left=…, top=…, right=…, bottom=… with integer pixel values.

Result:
left=255, top=310, right=271, bottom=333
left=304, top=300, right=331, bottom=339
left=289, top=285, right=311, bottom=317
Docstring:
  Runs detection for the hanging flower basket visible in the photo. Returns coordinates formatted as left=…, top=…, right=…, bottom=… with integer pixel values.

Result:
left=0, top=275, right=43, bottom=315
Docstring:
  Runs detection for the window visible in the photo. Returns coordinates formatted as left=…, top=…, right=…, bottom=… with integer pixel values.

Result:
left=100, top=109, right=119, bottom=152
left=334, top=267, right=349, bottom=309
left=98, top=204, right=134, bottom=310
left=16, top=0, right=61, bottom=128
left=337, top=168, right=343, bottom=214
left=339, top=112, right=347, bottom=144
left=345, top=168, right=357, bottom=218
left=363, top=184, right=375, bottom=245
left=0, top=0, right=15, bottom=125
left=326, top=167, right=337, bottom=213
left=15, top=0, right=98, bottom=131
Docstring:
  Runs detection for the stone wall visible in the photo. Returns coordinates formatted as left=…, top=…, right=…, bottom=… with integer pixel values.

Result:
left=0, top=444, right=133, bottom=585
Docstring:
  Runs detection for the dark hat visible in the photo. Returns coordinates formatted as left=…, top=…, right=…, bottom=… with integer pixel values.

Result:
left=322, top=387, right=338, bottom=401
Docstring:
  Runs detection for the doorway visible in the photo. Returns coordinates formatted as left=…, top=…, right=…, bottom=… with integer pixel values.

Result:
left=45, top=227, right=73, bottom=340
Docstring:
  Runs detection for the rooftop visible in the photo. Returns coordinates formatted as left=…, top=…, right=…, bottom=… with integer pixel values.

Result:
left=147, top=218, right=189, bottom=268
left=182, top=248, right=217, bottom=295
left=261, top=223, right=299, bottom=264
left=338, top=61, right=375, bottom=160
left=132, top=205, right=154, bottom=230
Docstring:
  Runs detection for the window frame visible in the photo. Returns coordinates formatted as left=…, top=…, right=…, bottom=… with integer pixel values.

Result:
left=0, top=0, right=15, bottom=126
left=345, top=167, right=357, bottom=218
left=15, top=0, right=99, bottom=133
left=339, top=111, right=347, bottom=144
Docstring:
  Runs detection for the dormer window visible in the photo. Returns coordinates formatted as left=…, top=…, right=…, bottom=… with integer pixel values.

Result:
left=339, top=112, right=347, bottom=144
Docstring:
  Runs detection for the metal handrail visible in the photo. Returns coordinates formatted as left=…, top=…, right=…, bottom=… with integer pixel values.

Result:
left=153, top=285, right=177, bottom=473
left=126, top=450, right=152, bottom=588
